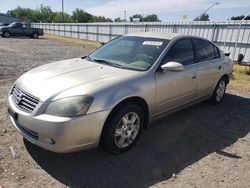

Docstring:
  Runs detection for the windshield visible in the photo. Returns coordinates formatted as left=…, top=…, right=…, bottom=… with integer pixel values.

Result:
left=88, top=36, right=169, bottom=71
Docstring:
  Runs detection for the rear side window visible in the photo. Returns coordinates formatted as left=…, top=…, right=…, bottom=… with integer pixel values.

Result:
left=163, top=39, right=194, bottom=66
left=193, top=39, right=220, bottom=63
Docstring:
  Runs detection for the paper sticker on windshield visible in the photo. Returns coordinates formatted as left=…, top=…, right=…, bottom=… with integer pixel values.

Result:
left=143, top=41, right=163, bottom=46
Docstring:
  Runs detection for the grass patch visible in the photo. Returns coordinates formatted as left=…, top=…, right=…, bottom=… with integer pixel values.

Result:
left=41, top=34, right=101, bottom=48
left=228, top=64, right=250, bottom=91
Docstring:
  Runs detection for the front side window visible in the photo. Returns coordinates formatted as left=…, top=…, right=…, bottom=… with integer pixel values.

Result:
left=163, top=39, right=194, bottom=66
left=89, top=36, right=169, bottom=71
left=193, top=39, right=220, bottom=63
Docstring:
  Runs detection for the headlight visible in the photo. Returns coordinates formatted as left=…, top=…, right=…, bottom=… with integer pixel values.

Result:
left=44, top=96, right=94, bottom=117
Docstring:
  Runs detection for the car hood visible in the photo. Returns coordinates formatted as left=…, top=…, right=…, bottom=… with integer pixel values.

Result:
left=16, top=58, right=140, bottom=102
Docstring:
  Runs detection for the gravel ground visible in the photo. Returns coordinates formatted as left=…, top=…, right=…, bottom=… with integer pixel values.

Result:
left=0, top=37, right=250, bottom=188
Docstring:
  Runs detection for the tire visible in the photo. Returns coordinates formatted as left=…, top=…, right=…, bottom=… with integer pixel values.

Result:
left=32, top=33, right=39, bottom=39
left=208, top=77, right=227, bottom=105
left=3, top=31, right=10, bottom=38
left=101, top=104, right=145, bottom=154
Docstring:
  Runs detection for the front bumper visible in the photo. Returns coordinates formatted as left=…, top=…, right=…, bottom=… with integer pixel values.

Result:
left=8, top=95, right=111, bottom=153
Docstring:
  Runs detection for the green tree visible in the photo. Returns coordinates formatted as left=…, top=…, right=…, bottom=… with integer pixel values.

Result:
left=231, top=15, right=250, bottom=20
left=194, top=13, right=210, bottom=21
left=36, top=5, right=54, bottom=22
left=130, top=14, right=160, bottom=22
left=7, top=5, right=112, bottom=23
left=92, top=16, right=112, bottom=22
left=53, top=12, right=72, bottom=23
left=130, top=14, right=144, bottom=22
left=114, top=17, right=126, bottom=22
left=8, top=6, right=37, bottom=22
left=143, top=14, right=160, bottom=22
left=72, top=8, right=92, bottom=23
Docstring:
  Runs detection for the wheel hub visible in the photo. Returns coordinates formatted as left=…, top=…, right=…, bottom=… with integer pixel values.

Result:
left=114, top=112, right=140, bottom=148
left=216, top=80, right=226, bottom=101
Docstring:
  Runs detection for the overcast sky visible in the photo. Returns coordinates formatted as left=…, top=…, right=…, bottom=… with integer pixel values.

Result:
left=1, top=0, right=250, bottom=21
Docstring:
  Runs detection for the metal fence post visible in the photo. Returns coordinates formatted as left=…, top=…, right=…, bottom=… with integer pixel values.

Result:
left=188, top=22, right=191, bottom=35
left=77, top=24, right=80, bottom=39
left=109, top=24, right=112, bottom=40
left=223, top=24, right=229, bottom=49
left=96, top=24, right=99, bottom=41
left=70, top=24, right=72, bottom=37
left=211, top=24, right=217, bottom=42
left=64, top=24, right=66, bottom=37
left=54, top=23, right=55, bottom=35
left=232, top=22, right=242, bottom=61
left=124, top=24, right=127, bottom=34
left=86, top=24, right=88, bottom=40
left=145, top=24, right=148, bottom=32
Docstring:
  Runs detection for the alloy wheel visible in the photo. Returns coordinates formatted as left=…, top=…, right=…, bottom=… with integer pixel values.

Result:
left=216, top=80, right=226, bottom=101
left=114, top=112, right=140, bottom=148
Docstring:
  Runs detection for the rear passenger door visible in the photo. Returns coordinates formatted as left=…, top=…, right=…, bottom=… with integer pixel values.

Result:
left=192, top=39, right=222, bottom=98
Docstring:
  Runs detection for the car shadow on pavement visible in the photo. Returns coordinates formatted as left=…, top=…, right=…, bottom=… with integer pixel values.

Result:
left=24, top=93, right=250, bottom=188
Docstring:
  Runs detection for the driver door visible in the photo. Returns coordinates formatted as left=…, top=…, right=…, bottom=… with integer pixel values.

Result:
left=154, top=38, right=198, bottom=115
left=10, top=23, right=23, bottom=36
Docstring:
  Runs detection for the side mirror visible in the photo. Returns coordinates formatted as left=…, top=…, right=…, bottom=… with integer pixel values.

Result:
left=161, top=62, right=184, bottom=72
left=237, top=54, right=244, bottom=64
left=223, top=51, right=230, bottom=57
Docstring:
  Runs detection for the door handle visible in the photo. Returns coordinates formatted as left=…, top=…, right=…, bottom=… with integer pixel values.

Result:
left=218, top=66, right=222, bottom=70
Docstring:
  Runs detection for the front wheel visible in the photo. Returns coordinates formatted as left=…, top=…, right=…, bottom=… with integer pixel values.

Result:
left=3, top=31, right=10, bottom=38
left=101, top=104, right=145, bottom=154
left=208, top=77, right=227, bottom=105
left=32, top=33, right=39, bottom=39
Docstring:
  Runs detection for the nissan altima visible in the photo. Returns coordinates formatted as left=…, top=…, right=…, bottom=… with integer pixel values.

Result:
left=8, top=32, right=233, bottom=153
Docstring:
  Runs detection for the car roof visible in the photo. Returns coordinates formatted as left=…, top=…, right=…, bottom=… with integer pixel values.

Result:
left=126, top=32, right=182, bottom=40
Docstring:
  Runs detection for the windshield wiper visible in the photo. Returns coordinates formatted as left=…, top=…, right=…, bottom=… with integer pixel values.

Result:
left=81, top=56, right=93, bottom=61
left=91, top=58, right=125, bottom=69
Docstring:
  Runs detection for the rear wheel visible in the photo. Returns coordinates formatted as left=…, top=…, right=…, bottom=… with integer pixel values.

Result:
left=101, top=104, right=145, bottom=154
left=3, top=31, right=10, bottom=38
left=208, top=77, right=227, bottom=104
left=32, top=33, right=39, bottom=39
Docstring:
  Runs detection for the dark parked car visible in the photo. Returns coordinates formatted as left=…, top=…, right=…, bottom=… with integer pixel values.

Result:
left=0, top=22, right=44, bottom=38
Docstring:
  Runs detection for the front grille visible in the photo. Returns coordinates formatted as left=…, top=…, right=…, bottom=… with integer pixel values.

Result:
left=12, top=85, right=39, bottom=112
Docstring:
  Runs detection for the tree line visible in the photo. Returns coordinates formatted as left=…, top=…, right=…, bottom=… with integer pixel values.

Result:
left=7, top=5, right=160, bottom=23
left=7, top=5, right=113, bottom=23
left=193, top=13, right=250, bottom=21
left=7, top=5, right=250, bottom=23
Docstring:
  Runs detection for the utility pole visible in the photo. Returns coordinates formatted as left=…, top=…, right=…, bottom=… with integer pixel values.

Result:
left=62, top=0, right=64, bottom=22
left=193, top=2, right=219, bottom=21
left=124, top=10, right=127, bottom=22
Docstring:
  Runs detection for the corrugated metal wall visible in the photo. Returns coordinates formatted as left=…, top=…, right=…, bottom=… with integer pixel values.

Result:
left=32, top=21, right=250, bottom=62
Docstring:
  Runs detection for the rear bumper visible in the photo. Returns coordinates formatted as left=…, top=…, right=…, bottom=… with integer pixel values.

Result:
left=8, top=95, right=111, bottom=153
